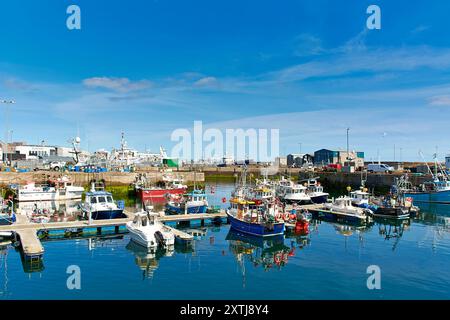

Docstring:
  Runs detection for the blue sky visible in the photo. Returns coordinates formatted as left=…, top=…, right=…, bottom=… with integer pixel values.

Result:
left=1, top=0, right=450, bottom=161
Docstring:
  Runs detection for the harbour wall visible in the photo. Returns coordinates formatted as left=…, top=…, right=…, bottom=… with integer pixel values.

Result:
left=0, top=171, right=204, bottom=187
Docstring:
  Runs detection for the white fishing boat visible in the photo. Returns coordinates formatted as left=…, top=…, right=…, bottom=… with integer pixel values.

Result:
left=350, top=189, right=370, bottom=207
left=305, top=178, right=329, bottom=204
left=277, top=178, right=311, bottom=204
left=323, top=196, right=373, bottom=223
left=127, top=210, right=175, bottom=249
left=14, top=176, right=84, bottom=202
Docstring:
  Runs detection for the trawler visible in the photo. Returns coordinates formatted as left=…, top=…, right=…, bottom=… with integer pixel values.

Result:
left=226, top=168, right=285, bottom=237
left=134, top=171, right=187, bottom=203
left=398, top=154, right=450, bottom=204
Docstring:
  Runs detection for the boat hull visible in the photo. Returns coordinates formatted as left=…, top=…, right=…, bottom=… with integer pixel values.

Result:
left=137, top=187, right=186, bottom=202
left=226, top=211, right=285, bottom=237
left=372, top=207, right=410, bottom=219
left=404, top=190, right=450, bottom=204
left=310, top=194, right=328, bottom=204
left=91, top=209, right=125, bottom=220
left=17, top=190, right=83, bottom=202
left=165, top=204, right=208, bottom=214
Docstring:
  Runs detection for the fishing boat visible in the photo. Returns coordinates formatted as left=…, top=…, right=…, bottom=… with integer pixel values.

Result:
left=13, top=176, right=84, bottom=202
left=126, top=210, right=174, bottom=249
left=304, top=178, right=329, bottom=204
left=165, top=189, right=209, bottom=214
left=398, top=155, right=450, bottom=204
left=322, top=196, right=373, bottom=223
left=350, top=189, right=371, bottom=207
left=227, top=168, right=285, bottom=237
left=80, top=183, right=125, bottom=220
left=276, top=177, right=311, bottom=204
left=134, top=171, right=187, bottom=203
left=370, top=195, right=413, bottom=219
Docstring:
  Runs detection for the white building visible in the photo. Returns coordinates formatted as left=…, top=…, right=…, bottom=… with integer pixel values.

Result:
left=15, top=145, right=57, bottom=160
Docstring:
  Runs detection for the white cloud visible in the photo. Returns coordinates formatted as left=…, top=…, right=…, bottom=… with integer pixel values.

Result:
left=429, top=95, right=450, bottom=107
left=193, top=76, right=218, bottom=88
left=293, top=34, right=325, bottom=57
left=267, top=46, right=450, bottom=83
left=82, top=77, right=152, bottom=92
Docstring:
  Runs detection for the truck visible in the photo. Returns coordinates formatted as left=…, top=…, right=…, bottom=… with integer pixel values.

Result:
left=367, top=163, right=394, bottom=173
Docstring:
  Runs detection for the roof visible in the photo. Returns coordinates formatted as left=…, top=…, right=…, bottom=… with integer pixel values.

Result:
left=85, top=191, right=112, bottom=196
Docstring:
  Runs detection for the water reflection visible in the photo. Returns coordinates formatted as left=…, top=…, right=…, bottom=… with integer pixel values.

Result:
left=126, top=240, right=171, bottom=279
left=17, top=200, right=83, bottom=223
left=374, top=218, right=411, bottom=251
left=226, top=229, right=294, bottom=273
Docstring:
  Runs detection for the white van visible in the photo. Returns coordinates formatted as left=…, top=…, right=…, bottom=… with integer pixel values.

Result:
left=367, top=163, right=394, bottom=173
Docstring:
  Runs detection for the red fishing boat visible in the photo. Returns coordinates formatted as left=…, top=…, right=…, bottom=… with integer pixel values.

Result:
left=134, top=172, right=187, bottom=203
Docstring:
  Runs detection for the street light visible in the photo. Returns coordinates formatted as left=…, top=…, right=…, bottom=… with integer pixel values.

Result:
left=1, top=99, right=15, bottom=165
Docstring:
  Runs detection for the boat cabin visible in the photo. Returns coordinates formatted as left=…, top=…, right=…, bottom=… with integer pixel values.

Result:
left=253, top=187, right=274, bottom=199
left=85, top=191, right=114, bottom=205
left=285, top=185, right=307, bottom=194
left=350, top=190, right=370, bottom=203
left=335, top=197, right=353, bottom=207
left=186, top=190, right=208, bottom=202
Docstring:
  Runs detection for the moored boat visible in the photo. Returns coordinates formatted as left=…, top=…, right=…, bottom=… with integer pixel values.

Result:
left=322, top=196, right=373, bottom=223
left=80, top=183, right=125, bottom=220
left=305, top=178, right=329, bottom=204
left=126, top=210, right=174, bottom=249
left=13, top=176, right=84, bottom=202
left=134, top=172, right=187, bottom=203
left=165, top=189, right=209, bottom=214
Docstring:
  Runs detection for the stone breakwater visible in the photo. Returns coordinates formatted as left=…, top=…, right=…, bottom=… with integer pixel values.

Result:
left=0, top=171, right=204, bottom=187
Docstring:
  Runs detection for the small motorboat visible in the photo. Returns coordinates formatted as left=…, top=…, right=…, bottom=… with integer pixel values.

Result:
left=127, top=209, right=175, bottom=250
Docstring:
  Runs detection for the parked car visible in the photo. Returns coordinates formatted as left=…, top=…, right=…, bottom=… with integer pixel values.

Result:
left=49, top=161, right=66, bottom=171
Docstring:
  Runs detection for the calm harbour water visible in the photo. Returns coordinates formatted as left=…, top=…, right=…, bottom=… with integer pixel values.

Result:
left=0, top=182, right=449, bottom=300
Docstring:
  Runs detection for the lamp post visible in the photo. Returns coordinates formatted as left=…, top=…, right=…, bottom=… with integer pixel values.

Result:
left=8, top=130, right=13, bottom=166
left=1, top=99, right=15, bottom=165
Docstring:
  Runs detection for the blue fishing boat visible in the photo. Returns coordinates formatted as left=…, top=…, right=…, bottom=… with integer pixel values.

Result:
left=395, top=159, right=450, bottom=204
left=226, top=198, right=285, bottom=237
left=80, top=183, right=126, bottom=220
left=165, top=189, right=208, bottom=214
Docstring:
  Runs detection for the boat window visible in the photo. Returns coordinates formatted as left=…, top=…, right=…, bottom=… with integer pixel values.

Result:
left=106, top=196, right=113, bottom=203
left=98, top=196, right=106, bottom=203
left=90, top=197, right=97, bottom=204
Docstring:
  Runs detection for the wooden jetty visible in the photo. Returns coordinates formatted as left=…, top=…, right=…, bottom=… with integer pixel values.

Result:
left=0, top=210, right=228, bottom=260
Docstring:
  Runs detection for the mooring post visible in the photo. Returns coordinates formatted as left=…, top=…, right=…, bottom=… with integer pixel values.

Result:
left=97, top=227, right=101, bottom=235
left=115, top=225, right=119, bottom=233
left=201, top=219, right=205, bottom=227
